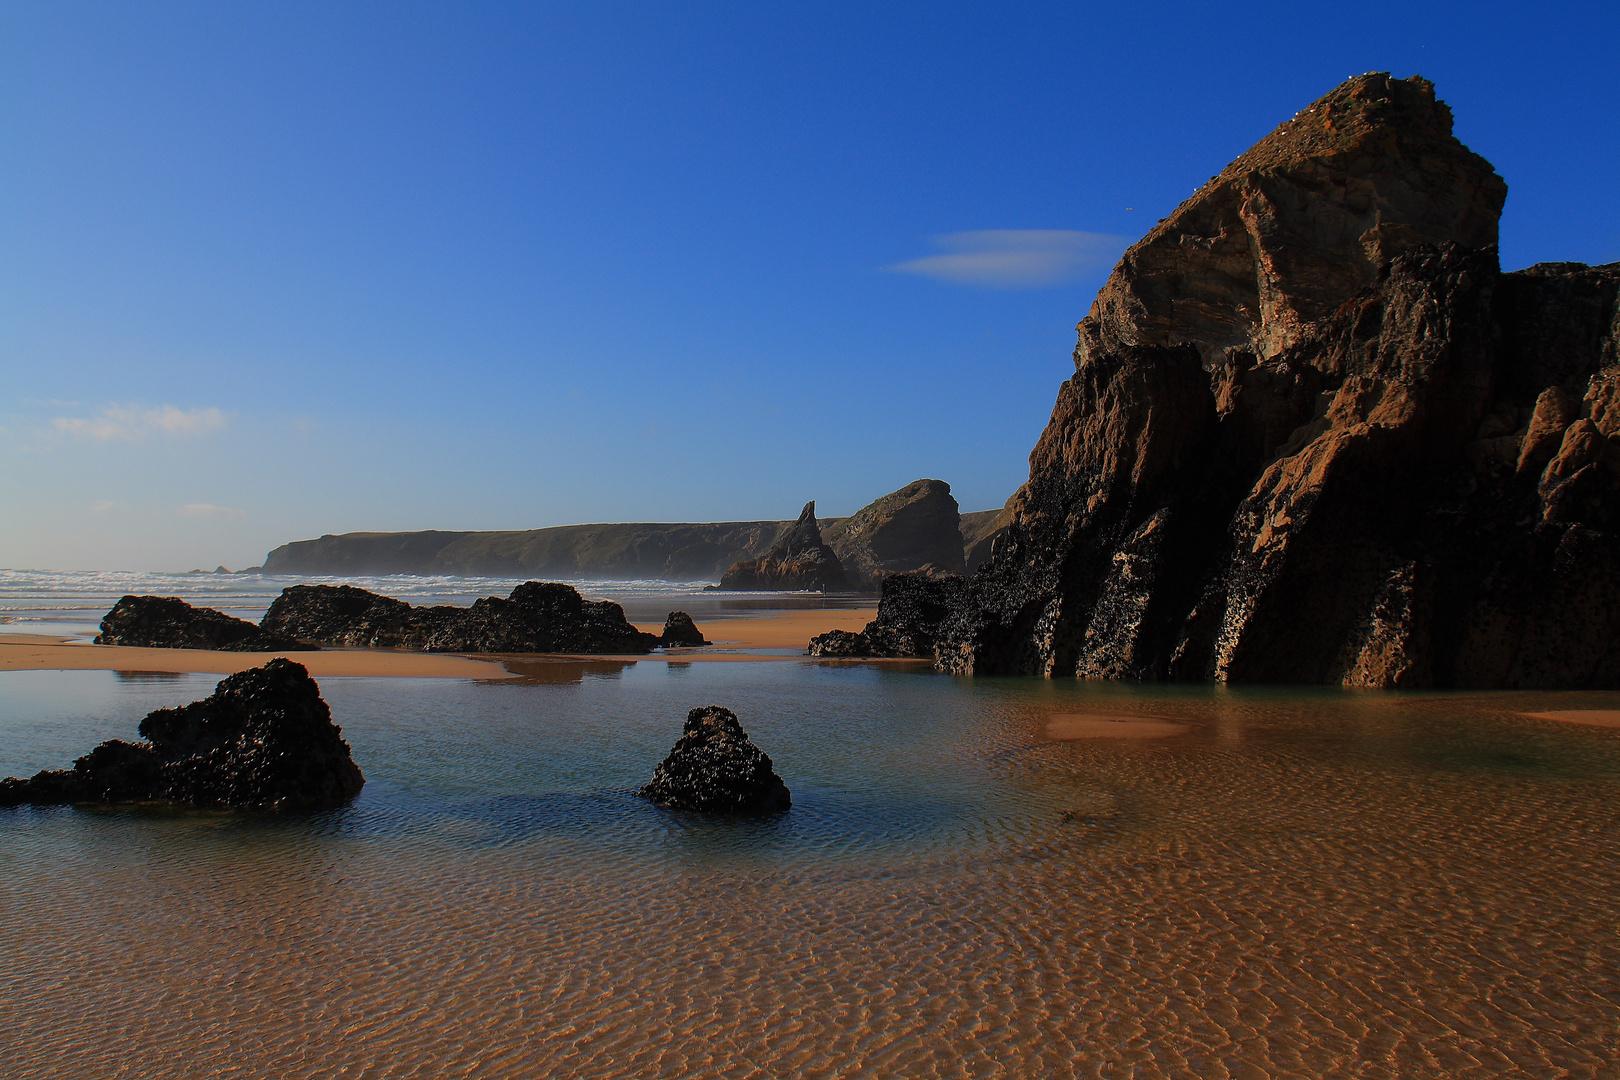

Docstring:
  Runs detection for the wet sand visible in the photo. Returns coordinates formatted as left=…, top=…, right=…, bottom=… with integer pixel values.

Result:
left=1524, top=709, right=1620, bottom=729
left=1045, top=713, right=1190, bottom=739
left=635, top=606, right=875, bottom=651
left=0, top=635, right=513, bottom=679
left=0, top=607, right=876, bottom=678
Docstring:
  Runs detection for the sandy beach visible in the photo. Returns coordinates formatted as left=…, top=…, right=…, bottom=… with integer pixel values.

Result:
left=1523, top=709, right=1620, bottom=729
left=0, top=607, right=877, bottom=678
left=635, top=607, right=876, bottom=652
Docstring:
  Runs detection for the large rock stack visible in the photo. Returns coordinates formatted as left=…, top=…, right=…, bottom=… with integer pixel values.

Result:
left=717, top=502, right=850, bottom=592
left=938, top=73, right=1620, bottom=688
left=821, top=479, right=966, bottom=590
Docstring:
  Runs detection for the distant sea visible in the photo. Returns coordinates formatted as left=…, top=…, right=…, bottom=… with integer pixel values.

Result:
left=0, top=568, right=855, bottom=640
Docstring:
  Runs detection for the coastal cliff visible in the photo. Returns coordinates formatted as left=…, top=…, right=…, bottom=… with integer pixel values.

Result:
left=261, top=479, right=997, bottom=586
left=938, top=73, right=1620, bottom=688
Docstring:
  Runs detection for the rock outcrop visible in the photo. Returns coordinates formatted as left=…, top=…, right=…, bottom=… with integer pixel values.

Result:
left=260, top=581, right=662, bottom=653
left=637, top=706, right=791, bottom=813
left=0, top=659, right=363, bottom=812
left=960, top=497, right=1017, bottom=572
left=822, top=479, right=966, bottom=589
left=659, top=611, right=710, bottom=647
left=95, top=595, right=316, bottom=652
left=937, top=73, right=1620, bottom=689
left=808, top=572, right=968, bottom=658
left=717, top=502, right=851, bottom=591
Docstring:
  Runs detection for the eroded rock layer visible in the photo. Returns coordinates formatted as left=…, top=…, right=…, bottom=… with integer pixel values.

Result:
left=939, top=73, right=1620, bottom=688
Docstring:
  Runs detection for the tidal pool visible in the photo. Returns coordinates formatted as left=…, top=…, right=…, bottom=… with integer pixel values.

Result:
left=2, top=661, right=1617, bottom=1078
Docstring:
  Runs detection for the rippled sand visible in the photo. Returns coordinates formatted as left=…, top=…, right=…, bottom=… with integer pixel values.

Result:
left=2, top=668, right=1617, bottom=1078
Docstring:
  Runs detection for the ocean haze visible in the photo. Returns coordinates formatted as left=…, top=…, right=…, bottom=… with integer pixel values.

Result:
left=2, top=1, right=1616, bottom=570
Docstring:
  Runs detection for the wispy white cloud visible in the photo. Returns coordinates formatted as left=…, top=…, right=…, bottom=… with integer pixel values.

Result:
left=889, top=230, right=1127, bottom=288
left=89, top=500, right=126, bottom=515
left=51, top=404, right=228, bottom=442
left=179, top=503, right=246, bottom=519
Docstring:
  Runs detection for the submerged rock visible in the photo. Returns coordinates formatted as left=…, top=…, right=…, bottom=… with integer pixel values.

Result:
left=638, top=706, right=791, bottom=813
left=0, top=659, right=363, bottom=812
left=260, top=581, right=662, bottom=653
left=659, top=611, right=710, bottom=647
left=96, top=595, right=316, bottom=652
left=938, top=72, right=1620, bottom=689
left=808, top=573, right=968, bottom=658
left=717, top=501, right=850, bottom=592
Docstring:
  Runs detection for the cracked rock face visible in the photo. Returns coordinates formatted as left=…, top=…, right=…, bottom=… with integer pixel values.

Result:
left=938, top=73, right=1620, bottom=688
left=638, top=706, right=791, bottom=813
left=0, top=658, right=364, bottom=812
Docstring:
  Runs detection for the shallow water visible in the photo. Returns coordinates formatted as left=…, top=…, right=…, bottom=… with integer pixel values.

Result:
left=2, top=661, right=1618, bottom=1078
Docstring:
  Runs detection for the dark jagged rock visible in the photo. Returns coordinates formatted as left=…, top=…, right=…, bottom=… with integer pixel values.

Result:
left=637, top=706, right=791, bottom=813
left=808, top=573, right=968, bottom=658
left=0, top=659, right=363, bottom=812
left=938, top=72, right=1620, bottom=689
left=95, top=595, right=316, bottom=652
left=259, top=581, right=662, bottom=653
left=660, top=611, right=710, bottom=647
left=259, top=584, right=415, bottom=646
left=717, top=502, right=851, bottom=591
left=822, top=479, right=966, bottom=589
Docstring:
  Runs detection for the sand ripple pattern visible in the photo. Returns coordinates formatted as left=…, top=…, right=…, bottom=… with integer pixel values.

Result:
left=2, top=666, right=1618, bottom=1078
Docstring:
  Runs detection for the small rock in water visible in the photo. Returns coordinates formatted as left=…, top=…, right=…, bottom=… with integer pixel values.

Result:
left=0, top=658, right=364, bottom=812
left=659, top=611, right=710, bottom=647
left=638, top=706, right=790, bottom=813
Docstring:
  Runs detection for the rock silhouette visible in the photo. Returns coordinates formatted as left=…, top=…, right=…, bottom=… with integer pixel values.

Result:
left=638, top=706, right=791, bottom=813
left=937, top=73, right=1620, bottom=688
left=0, top=659, right=363, bottom=812
left=95, top=595, right=315, bottom=652
left=659, top=611, right=710, bottom=647
left=260, top=581, right=662, bottom=653
left=718, top=502, right=850, bottom=592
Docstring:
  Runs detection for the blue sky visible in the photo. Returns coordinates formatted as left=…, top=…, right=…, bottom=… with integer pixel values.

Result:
left=3, top=1, right=1617, bottom=571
